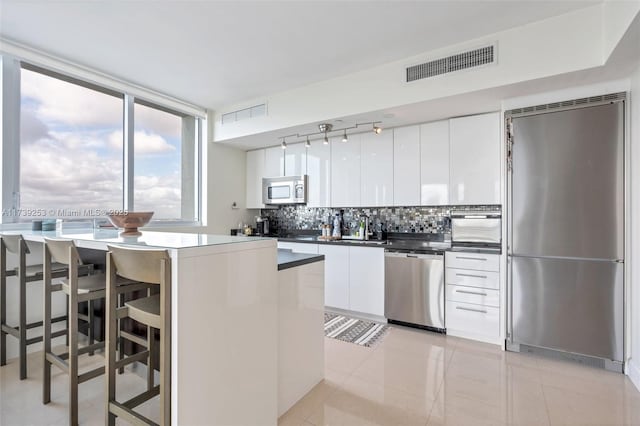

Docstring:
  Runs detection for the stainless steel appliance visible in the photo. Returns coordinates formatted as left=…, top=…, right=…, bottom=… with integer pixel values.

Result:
left=506, top=96, right=625, bottom=372
left=255, top=217, right=270, bottom=236
left=451, top=211, right=501, bottom=246
left=262, top=175, right=308, bottom=205
left=384, top=250, right=445, bottom=331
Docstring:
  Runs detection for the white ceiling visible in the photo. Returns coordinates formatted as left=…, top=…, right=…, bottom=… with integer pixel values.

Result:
left=0, top=0, right=599, bottom=110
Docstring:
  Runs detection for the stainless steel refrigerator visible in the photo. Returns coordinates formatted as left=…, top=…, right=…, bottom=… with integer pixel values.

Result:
left=506, top=96, right=625, bottom=372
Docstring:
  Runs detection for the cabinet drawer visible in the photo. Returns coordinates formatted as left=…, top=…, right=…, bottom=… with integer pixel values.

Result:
left=445, top=267, right=499, bottom=290
left=446, top=284, right=499, bottom=307
left=445, top=252, right=500, bottom=272
left=446, top=301, right=499, bottom=337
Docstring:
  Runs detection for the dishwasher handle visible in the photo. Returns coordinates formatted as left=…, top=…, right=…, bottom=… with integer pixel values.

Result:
left=384, top=251, right=443, bottom=260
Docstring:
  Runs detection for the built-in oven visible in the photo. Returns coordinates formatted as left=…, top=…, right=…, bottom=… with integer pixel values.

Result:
left=262, top=175, right=308, bottom=205
left=451, top=211, right=501, bottom=246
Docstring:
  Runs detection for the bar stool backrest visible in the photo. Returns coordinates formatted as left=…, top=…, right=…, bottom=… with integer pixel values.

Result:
left=107, top=245, right=170, bottom=285
left=43, top=238, right=81, bottom=266
left=0, top=234, right=29, bottom=255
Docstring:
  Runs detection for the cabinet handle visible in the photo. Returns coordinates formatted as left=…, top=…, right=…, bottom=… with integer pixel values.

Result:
left=455, top=290, right=488, bottom=296
left=456, top=273, right=488, bottom=279
left=457, top=256, right=487, bottom=261
left=456, top=306, right=487, bottom=314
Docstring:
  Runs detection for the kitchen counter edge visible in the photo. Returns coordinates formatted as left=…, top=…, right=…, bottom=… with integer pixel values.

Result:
left=277, top=249, right=325, bottom=271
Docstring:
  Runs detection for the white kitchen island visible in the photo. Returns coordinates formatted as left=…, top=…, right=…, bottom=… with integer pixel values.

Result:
left=2, top=228, right=325, bottom=425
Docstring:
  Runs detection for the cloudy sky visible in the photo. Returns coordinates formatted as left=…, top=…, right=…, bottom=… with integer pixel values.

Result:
left=19, top=68, right=184, bottom=220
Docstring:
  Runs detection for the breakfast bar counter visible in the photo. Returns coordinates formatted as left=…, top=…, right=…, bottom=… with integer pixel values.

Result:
left=1, top=228, right=322, bottom=425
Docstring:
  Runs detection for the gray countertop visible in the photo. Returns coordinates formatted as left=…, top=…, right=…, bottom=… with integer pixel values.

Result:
left=276, top=235, right=501, bottom=254
left=277, top=249, right=324, bottom=271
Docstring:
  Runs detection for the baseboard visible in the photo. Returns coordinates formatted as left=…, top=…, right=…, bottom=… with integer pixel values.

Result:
left=324, top=307, right=386, bottom=324
left=627, top=360, right=640, bottom=391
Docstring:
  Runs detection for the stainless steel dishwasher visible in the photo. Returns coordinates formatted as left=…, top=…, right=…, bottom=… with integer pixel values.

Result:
left=384, top=250, right=445, bottom=332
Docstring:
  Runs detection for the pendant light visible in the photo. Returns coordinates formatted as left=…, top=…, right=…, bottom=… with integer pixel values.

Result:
left=281, top=137, right=287, bottom=149
left=373, top=124, right=382, bottom=134
left=305, top=136, right=311, bottom=148
left=342, top=130, right=348, bottom=143
left=318, top=123, right=333, bottom=145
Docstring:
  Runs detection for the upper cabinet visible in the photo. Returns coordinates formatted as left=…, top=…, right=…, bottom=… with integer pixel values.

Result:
left=246, top=149, right=266, bottom=209
left=264, top=146, right=285, bottom=178
left=284, top=142, right=307, bottom=176
left=449, top=112, right=501, bottom=205
left=306, top=141, right=331, bottom=207
left=361, top=131, right=394, bottom=207
left=393, top=125, right=421, bottom=206
left=331, top=135, right=361, bottom=207
left=420, top=120, right=450, bottom=205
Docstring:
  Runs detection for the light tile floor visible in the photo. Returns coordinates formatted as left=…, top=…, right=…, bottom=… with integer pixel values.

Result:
left=280, top=325, right=640, bottom=426
left=2, top=325, right=640, bottom=425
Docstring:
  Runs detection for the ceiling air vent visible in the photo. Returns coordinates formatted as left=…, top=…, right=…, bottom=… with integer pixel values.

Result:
left=406, top=44, right=495, bottom=83
left=221, top=103, right=267, bottom=125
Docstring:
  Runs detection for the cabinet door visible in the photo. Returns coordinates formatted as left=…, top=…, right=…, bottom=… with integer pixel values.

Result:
left=246, top=149, right=265, bottom=209
left=361, top=131, right=394, bottom=207
left=284, top=142, right=307, bottom=176
left=331, top=135, right=361, bottom=207
left=318, top=245, right=350, bottom=310
left=265, top=146, right=285, bottom=177
left=393, top=125, right=420, bottom=206
left=420, top=120, right=449, bottom=205
left=277, top=242, right=319, bottom=254
left=449, top=112, right=501, bottom=205
left=348, top=247, right=385, bottom=316
left=306, top=141, right=331, bottom=207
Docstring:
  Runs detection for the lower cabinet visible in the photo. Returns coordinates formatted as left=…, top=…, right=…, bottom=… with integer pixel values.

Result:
left=445, top=251, right=501, bottom=344
left=318, top=245, right=350, bottom=311
left=279, top=242, right=384, bottom=317
left=348, top=247, right=385, bottom=317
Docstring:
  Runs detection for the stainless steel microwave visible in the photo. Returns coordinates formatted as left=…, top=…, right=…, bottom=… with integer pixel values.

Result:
left=451, top=211, right=501, bottom=245
left=262, top=175, right=308, bottom=205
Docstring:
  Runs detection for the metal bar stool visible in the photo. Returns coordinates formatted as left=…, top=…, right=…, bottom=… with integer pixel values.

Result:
left=41, top=238, right=149, bottom=426
left=105, top=245, right=171, bottom=426
left=0, top=234, right=90, bottom=380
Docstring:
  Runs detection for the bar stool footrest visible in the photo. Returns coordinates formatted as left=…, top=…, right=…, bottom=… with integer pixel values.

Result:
left=114, top=350, right=149, bottom=370
left=109, top=401, right=158, bottom=426
left=78, top=366, right=104, bottom=384
left=123, top=385, right=160, bottom=410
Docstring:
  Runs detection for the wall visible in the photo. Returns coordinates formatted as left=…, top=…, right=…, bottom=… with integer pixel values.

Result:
left=628, top=64, right=640, bottom=389
left=214, top=4, right=632, bottom=142
left=206, top=143, right=256, bottom=234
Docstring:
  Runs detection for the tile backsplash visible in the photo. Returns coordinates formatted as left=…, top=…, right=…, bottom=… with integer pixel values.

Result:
left=261, top=205, right=500, bottom=235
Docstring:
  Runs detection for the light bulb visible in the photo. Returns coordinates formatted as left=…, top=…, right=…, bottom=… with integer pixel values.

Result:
left=323, top=135, right=329, bottom=145
left=373, top=125, right=382, bottom=135
left=281, top=140, right=287, bottom=149
left=305, top=136, right=311, bottom=148
left=342, top=130, right=348, bottom=143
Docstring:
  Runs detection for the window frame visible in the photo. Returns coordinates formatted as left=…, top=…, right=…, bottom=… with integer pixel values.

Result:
left=2, top=57, right=203, bottom=226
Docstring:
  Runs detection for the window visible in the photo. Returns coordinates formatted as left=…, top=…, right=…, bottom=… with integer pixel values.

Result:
left=19, top=68, right=124, bottom=214
left=6, top=62, right=201, bottom=224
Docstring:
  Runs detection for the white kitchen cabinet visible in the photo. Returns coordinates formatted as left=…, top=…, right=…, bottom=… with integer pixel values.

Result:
left=246, top=149, right=266, bottom=209
left=318, top=244, right=350, bottom=310
left=393, top=125, right=421, bottom=206
left=265, top=146, right=285, bottom=178
left=348, top=246, right=385, bottom=316
left=445, top=251, right=500, bottom=344
left=284, top=142, right=307, bottom=176
left=361, top=131, right=394, bottom=207
left=449, top=112, right=501, bottom=205
left=420, top=120, right=450, bottom=205
left=277, top=242, right=318, bottom=254
left=306, top=141, right=331, bottom=207
left=331, top=135, right=361, bottom=207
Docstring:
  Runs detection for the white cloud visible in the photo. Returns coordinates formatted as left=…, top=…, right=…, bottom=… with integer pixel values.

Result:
left=108, top=130, right=176, bottom=155
left=21, top=68, right=122, bottom=128
left=134, top=173, right=182, bottom=219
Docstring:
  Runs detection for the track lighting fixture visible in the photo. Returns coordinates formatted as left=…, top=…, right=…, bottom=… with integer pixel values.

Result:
left=277, top=120, right=382, bottom=148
